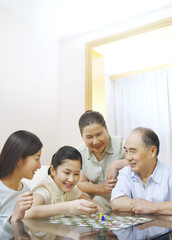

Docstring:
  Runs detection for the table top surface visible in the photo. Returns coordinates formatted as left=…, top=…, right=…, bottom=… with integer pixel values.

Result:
left=1, top=212, right=172, bottom=240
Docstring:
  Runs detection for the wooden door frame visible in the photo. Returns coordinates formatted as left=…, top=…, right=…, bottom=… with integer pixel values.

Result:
left=85, top=17, right=172, bottom=110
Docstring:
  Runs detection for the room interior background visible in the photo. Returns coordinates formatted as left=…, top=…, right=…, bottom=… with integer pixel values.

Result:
left=0, top=0, right=172, bottom=165
left=90, top=22, right=172, bottom=164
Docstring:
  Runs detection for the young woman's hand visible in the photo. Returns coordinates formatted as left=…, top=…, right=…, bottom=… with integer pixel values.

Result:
left=10, top=192, right=33, bottom=222
left=68, top=199, right=98, bottom=215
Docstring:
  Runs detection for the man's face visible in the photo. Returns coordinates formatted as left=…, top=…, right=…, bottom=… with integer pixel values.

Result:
left=124, top=131, right=155, bottom=177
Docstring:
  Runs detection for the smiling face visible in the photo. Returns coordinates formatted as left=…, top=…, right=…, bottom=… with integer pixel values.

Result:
left=51, top=159, right=81, bottom=193
left=124, top=131, right=157, bottom=178
left=19, top=149, right=42, bottom=179
left=81, top=123, right=109, bottom=158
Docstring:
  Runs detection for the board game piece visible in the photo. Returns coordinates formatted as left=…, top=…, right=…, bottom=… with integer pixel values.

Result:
left=101, top=215, right=105, bottom=221
left=99, top=212, right=102, bottom=220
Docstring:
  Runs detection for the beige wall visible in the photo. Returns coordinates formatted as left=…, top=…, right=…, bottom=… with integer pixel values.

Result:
left=0, top=5, right=60, bottom=165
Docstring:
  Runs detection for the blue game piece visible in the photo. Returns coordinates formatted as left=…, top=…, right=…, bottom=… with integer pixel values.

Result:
left=101, top=215, right=105, bottom=221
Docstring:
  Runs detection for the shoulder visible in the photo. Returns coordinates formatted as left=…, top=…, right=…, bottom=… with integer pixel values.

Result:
left=108, top=135, right=126, bottom=158
left=158, top=161, right=172, bottom=174
left=0, top=181, right=14, bottom=197
left=117, top=166, right=133, bottom=181
left=77, top=143, right=90, bottom=160
left=32, top=176, right=54, bottom=195
left=119, top=166, right=131, bottom=174
left=71, top=185, right=82, bottom=194
left=0, top=181, right=6, bottom=190
left=157, top=160, right=171, bottom=168
left=77, top=142, right=87, bottom=152
left=33, top=175, right=53, bottom=190
left=32, top=176, right=54, bottom=203
left=110, top=135, right=126, bottom=144
left=67, top=186, right=82, bottom=200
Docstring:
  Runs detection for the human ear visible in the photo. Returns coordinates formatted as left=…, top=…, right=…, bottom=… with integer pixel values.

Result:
left=50, top=165, right=56, bottom=177
left=105, top=126, right=109, bottom=135
left=16, top=158, right=23, bottom=167
left=151, top=146, right=157, bottom=158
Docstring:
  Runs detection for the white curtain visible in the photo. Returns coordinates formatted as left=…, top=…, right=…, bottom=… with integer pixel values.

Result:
left=113, top=67, right=172, bottom=164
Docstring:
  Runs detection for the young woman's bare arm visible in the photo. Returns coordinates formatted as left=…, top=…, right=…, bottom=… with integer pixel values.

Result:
left=24, top=193, right=98, bottom=219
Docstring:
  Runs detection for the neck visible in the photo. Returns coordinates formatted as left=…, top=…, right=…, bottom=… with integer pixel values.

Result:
left=94, top=151, right=103, bottom=161
left=1, top=173, right=22, bottom=191
left=139, top=159, right=157, bottom=186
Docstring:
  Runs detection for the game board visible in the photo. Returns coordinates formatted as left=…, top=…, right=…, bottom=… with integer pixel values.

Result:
left=49, top=213, right=153, bottom=231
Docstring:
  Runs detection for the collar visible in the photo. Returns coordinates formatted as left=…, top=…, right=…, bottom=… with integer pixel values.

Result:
left=150, top=160, right=162, bottom=184
left=131, top=160, right=162, bottom=184
left=87, top=135, right=113, bottom=159
left=105, top=136, right=114, bottom=154
left=47, top=175, right=64, bottom=194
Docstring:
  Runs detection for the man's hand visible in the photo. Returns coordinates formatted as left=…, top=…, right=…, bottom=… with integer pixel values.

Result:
left=130, top=198, right=155, bottom=214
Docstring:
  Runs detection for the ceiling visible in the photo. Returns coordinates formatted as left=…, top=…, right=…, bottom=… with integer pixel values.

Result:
left=0, top=0, right=172, bottom=38
left=1, top=0, right=172, bottom=77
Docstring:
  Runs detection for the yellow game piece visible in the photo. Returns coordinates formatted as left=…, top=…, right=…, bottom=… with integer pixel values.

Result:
left=99, top=212, right=102, bottom=220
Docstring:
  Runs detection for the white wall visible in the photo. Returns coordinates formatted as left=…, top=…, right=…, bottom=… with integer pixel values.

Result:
left=0, top=5, right=60, bottom=165
left=59, top=7, right=172, bottom=142
left=0, top=4, right=171, bottom=165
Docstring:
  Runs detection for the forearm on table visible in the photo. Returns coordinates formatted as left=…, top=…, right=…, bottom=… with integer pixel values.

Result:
left=150, top=202, right=172, bottom=215
left=24, top=202, right=72, bottom=219
left=111, top=196, right=134, bottom=212
left=77, top=181, right=104, bottom=194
